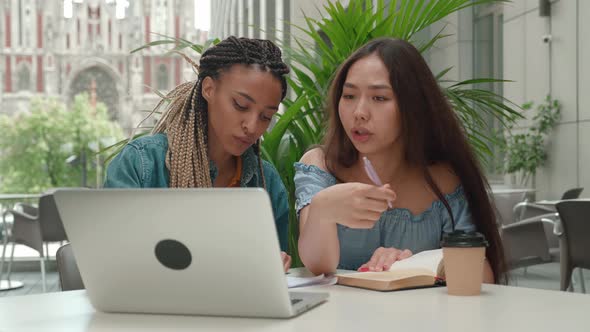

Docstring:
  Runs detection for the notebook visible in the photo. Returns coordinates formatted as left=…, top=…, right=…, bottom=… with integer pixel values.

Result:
left=336, top=249, right=445, bottom=291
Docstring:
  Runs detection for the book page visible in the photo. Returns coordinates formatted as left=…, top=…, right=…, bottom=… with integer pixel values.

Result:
left=336, top=269, right=436, bottom=291
left=343, top=269, right=435, bottom=281
left=388, top=249, right=443, bottom=275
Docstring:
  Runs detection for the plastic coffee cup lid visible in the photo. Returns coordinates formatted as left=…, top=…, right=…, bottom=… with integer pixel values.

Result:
left=441, top=230, right=488, bottom=248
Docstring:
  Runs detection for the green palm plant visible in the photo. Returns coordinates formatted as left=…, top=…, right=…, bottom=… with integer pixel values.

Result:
left=262, top=0, right=520, bottom=266
left=107, top=0, right=521, bottom=267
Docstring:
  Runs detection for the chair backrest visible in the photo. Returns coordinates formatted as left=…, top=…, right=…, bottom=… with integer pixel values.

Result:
left=492, top=191, right=529, bottom=225
left=16, top=203, right=39, bottom=216
left=38, top=192, right=68, bottom=242
left=555, top=200, right=590, bottom=269
left=501, top=221, right=552, bottom=269
left=561, top=188, right=584, bottom=200
left=56, top=243, right=85, bottom=291
left=9, top=209, right=44, bottom=254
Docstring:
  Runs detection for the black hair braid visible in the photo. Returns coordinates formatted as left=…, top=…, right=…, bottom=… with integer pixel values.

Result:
left=190, top=36, right=289, bottom=188
left=153, top=36, right=289, bottom=189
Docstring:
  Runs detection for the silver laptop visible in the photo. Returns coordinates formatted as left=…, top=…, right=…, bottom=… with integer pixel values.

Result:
left=53, top=188, right=328, bottom=318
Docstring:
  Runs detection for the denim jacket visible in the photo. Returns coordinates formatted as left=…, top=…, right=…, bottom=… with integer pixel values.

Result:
left=104, top=133, right=289, bottom=251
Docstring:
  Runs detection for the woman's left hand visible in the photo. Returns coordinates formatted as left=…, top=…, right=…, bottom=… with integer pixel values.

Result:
left=358, top=247, right=412, bottom=272
left=281, top=251, right=292, bottom=272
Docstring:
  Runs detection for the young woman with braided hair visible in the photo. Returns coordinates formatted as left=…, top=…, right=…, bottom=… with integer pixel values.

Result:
left=105, top=36, right=292, bottom=271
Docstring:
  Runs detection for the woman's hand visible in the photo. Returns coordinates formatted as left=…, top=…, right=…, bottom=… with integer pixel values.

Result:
left=281, top=251, right=292, bottom=272
left=358, top=247, right=413, bottom=272
left=311, top=182, right=396, bottom=229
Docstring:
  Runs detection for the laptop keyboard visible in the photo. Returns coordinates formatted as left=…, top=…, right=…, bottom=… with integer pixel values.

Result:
left=291, top=298, right=302, bottom=305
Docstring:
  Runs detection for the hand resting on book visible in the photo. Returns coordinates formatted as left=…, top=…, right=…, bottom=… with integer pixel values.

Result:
left=337, top=249, right=445, bottom=291
left=357, top=247, right=413, bottom=272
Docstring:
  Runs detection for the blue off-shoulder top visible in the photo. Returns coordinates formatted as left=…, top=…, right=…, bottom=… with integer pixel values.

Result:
left=294, top=162, right=476, bottom=270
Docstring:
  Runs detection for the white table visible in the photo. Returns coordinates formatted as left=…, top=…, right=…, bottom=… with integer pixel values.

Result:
left=0, top=284, right=589, bottom=331
left=490, top=188, right=536, bottom=195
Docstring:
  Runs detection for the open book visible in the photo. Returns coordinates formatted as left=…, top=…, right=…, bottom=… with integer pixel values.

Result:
left=337, top=249, right=444, bottom=291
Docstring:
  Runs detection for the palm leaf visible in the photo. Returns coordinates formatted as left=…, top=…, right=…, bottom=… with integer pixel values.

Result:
left=131, top=40, right=179, bottom=54
left=107, top=0, right=520, bottom=266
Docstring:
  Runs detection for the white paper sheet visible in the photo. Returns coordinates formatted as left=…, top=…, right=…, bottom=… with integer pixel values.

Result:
left=286, top=274, right=338, bottom=288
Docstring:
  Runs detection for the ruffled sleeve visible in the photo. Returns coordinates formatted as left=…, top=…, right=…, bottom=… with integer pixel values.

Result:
left=293, top=162, right=337, bottom=218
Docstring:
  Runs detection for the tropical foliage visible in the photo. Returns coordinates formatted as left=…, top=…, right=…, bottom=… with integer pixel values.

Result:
left=0, top=94, right=123, bottom=193
left=117, top=0, right=520, bottom=266
left=496, top=95, right=561, bottom=187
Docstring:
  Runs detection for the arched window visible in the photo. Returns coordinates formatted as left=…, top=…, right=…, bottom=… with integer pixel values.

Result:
left=16, top=65, right=31, bottom=91
left=156, top=64, right=168, bottom=91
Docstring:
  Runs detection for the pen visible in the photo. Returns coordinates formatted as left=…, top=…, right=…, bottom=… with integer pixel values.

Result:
left=362, top=156, right=394, bottom=209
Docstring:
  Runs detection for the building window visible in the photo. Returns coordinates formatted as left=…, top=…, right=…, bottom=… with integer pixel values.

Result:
left=253, top=0, right=260, bottom=38
left=233, top=0, right=239, bottom=36
left=17, top=0, right=23, bottom=46
left=243, top=2, right=249, bottom=37
left=154, top=0, right=168, bottom=36
left=23, top=4, right=31, bottom=47
left=283, top=0, right=291, bottom=49
left=266, top=0, right=276, bottom=41
left=16, top=65, right=31, bottom=91
left=156, top=64, right=168, bottom=90
left=473, top=3, right=504, bottom=178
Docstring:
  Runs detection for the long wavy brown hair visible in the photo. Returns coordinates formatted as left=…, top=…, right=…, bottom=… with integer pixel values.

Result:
left=323, top=38, right=506, bottom=283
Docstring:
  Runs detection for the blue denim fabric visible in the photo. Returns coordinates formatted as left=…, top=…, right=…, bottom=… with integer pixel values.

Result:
left=104, top=133, right=289, bottom=251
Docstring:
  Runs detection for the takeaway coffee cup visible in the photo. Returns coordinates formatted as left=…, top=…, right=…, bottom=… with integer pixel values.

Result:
left=441, top=230, right=488, bottom=296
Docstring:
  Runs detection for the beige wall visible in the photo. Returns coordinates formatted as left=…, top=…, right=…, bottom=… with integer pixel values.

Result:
left=503, top=0, right=588, bottom=199
left=210, top=1, right=590, bottom=199
left=430, top=0, right=589, bottom=199
left=427, top=9, right=474, bottom=83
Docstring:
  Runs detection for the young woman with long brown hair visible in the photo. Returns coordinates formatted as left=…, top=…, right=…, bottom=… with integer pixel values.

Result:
left=295, top=38, right=506, bottom=283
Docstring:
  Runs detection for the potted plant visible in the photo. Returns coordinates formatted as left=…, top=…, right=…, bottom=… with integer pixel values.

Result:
left=106, top=0, right=521, bottom=266
left=496, top=95, right=561, bottom=188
